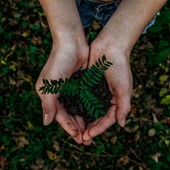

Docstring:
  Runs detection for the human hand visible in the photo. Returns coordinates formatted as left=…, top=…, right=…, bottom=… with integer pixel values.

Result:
left=83, top=31, right=133, bottom=143
left=35, top=32, right=90, bottom=144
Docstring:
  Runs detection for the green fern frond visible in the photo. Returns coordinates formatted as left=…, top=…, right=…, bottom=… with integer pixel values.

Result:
left=80, top=55, right=112, bottom=89
left=96, top=55, right=113, bottom=71
left=39, top=55, right=112, bottom=119
left=60, top=79, right=80, bottom=96
left=39, top=78, right=64, bottom=94
left=39, top=78, right=80, bottom=96
left=79, top=86, right=105, bottom=117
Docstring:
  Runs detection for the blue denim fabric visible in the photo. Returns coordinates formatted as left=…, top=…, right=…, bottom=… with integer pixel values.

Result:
left=76, top=0, right=121, bottom=28
left=76, top=0, right=158, bottom=33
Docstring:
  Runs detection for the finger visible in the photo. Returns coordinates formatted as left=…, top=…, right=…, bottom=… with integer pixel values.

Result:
left=74, top=115, right=85, bottom=132
left=82, top=121, right=93, bottom=145
left=55, top=111, right=82, bottom=144
left=55, top=107, right=83, bottom=144
left=55, top=110, right=78, bottom=137
left=88, top=105, right=117, bottom=138
left=116, top=94, right=131, bottom=128
left=83, top=140, right=92, bottom=146
left=83, top=105, right=116, bottom=141
left=70, top=116, right=84, bottom=144
left=83, top=118, right=102, bottom=141
left=41, top=94, right=58, bottom=126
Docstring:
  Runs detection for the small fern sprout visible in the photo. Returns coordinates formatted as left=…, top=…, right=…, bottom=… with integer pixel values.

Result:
left=39, top=55, right=113, bottom=118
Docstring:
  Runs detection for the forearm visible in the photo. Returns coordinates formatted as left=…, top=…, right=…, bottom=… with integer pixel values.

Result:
left=38, top=0, right=84, bottom=41
left=102, top=0, right=167, bottom=54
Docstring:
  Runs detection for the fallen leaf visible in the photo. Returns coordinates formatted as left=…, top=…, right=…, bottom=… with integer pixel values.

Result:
left=151, top=152, right=161, bottom=163
left=30, top=159, right=44, bottom=170
left=139, top=166, right=144, bottom=170
left=22, top=31, right=30, bottom=37
left=134, top=131, right=141, bottom=142
left=159, top=75, right=169, bottom=84
left=161, top=95, right=170, bottom=105
left=117, top=156, right=129, bottom=166
left=152, top=113, right=159, bottom=123
left=27, top=121, right=34, bottom=130
left=125, top=125, right=139, bottom=133
left=14, top=136, right=29, bottom=148
left=91, top=20, right=101, bottom=31
left=110, top=136, right=117, bottom=145
left=52, top=140, right=60, bottom=152
left=164, top=139, right=170, bottom=146
left=159, top=88, right=168, bottom=97
left=46, top=151, right=57, bottom=161
left=148, top=128, right=156, bottom=137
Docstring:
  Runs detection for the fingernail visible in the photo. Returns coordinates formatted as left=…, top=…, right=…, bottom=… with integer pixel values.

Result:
left=43, top=114, right=50, bottom=126
left=119, top=118, right=126, bottom=128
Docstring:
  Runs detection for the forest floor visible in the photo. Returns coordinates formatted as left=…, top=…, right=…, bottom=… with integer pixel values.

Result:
left=0, top=1, right=170, bottom=170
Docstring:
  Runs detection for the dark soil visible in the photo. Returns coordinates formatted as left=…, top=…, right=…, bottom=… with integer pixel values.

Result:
left=58, top=69, right=112, bottom=123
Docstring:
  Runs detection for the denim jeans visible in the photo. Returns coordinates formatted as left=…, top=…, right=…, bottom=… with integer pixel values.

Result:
left=76, top=0, right=121, bottom=28
left=76, top=0, right=158, bottom=33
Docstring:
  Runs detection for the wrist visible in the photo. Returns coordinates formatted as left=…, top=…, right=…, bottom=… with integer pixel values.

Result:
left=93, top=32, right=132, bottom=61
left=51, top=29, right=88, bottom=58
left=51, top=26, right=86, bottom=44
left=39, top=0, right=85, bottom=44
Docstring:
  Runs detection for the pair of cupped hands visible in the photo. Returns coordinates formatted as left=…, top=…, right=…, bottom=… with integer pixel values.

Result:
left=35, top=29, right=133, bottom=145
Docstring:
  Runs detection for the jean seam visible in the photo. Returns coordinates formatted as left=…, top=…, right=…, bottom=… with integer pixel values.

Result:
left=114, top=0, right=121, bottom=7
left=95, top=1, right=119, bottom=22
left=96, top=1, right=115, bottom=10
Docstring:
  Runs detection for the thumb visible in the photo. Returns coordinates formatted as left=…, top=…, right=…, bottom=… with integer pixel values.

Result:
left=83, top=105, right=117, bottom=141
left=41, top=94, right=58, bottom=126
left=116, top=94, right=131, bottom=128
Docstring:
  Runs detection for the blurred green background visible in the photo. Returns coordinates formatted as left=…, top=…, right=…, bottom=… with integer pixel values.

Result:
left=0, top=0, right=170, bottom=169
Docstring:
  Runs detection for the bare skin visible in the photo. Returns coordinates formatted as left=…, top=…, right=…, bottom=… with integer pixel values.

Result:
left=36, top=0, right=89, bottom=144
left=83, top=0, right=167, bottom=143
left=36, top=0, right=167, bottom=145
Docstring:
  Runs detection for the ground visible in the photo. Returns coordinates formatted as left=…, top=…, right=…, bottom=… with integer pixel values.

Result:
left=0, top=1, right=170, bottom=170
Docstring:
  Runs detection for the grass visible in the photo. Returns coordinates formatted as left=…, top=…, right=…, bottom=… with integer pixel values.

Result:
left=0, top=0, right=170, bottom=169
